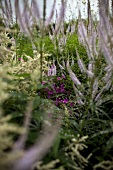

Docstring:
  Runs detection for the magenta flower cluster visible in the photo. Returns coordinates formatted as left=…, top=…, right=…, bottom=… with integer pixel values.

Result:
left=40, top=74, right=74, bottom=108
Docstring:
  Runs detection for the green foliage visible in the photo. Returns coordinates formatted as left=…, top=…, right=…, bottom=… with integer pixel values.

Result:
left=0, top=11, right=113, bottom=170
left=41, top=36, right=54, bottom=54
left=16, top=34, right=34, bottom=59
left=66, top=34, right=86, bottom=56
left=0, top=64, right=24, bottom=170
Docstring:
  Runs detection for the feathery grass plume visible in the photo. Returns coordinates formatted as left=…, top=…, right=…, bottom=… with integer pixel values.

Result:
left=57, top=58, right=65, bottom=70
left=13, top=100, right=33, bottom=151
left=86, top=3, right=98, bottom=57
left=76, top=48, right=86, bottom=73
left=34, top=159, right=64, bottom=170
left=64, top=134, right=91, bottom=170
left=13, top=103, right=61, bottom=170
left=13, top=0, right=66, bottom=36
left=49, top=18, right=76, bottom=54
left=0, top=64, right=20, bottom=107
left=1, top=60, right=61, bottom=170
left=0, top=114, right=24, bottom=170
left=47, top=59, right=57, bottom=76
left=0, top=64, right=24, bottom=170
left=92, top=78, right=99, bottom=100
left=78, top=10, right=95, bottom=61
left=12, top=98, right=61, bottom=170
left=66, top=59, right=81, bottom=87
left=0, top=58, right=61, bottom=170
left=45, top=0, right=56, bottom=26
left=97, top=0, right=113, bottom=91
left=78, top=21, right=94, bottom=60
left=21, top=1, right=33, bottom=35
left=0, top=0, right=13, bottom=27
left=0, top=3, right=63, bottom=167
left=30, top=0, right=66, bottom=82
left=31, top=0, right=41, bottom=24
left=11, top=53, right=50, bottom=94
left=94, top=159, right=113, bottom=170
left=98, top=26, right=113, bottom=66
left=67, top=0, right=113, bottom=113
left=15, top=0, right=33, bottom=36
left=98, top=0, right=109, bottom=29
left=72, top=83, right=84, bottom=106
left=53, top=0, right=66, bottom=35
left=0, top=27, right=15, bottom=63
left=111, top=0, right=113, bottom=16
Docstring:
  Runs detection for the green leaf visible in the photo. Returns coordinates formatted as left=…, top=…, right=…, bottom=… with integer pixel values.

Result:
left=69, top=119, right=80, bottom=131
left=59, top=128, right=74, bottom=139
left=28, top=131, right=38, bottom=144
left=11, top=111, right=23, bottom=118
left=33, top=96, right=41, bottom=109
left=52, top=134, right=61, bottom=157
left=105, top=136, right=113, bottom=152
left=32, top=110, right=44, bottom=122
left=92, top=128, right=113, bottom=138
left=15, top=73, right=30, bottom=78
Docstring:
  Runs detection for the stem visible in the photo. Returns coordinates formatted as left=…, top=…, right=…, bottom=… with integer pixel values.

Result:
left=40, top=0, right=46, bottom=83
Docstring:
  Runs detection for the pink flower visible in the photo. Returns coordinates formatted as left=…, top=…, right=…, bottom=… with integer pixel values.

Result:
left=42, top=81, right=46, bottom=85
left=18, top=58, right=25, bottom=62
left=47, top=68, right=51, bottom=76
left=57, top=77, right=61, bottom=81
left=62, top=74, right=65, bottom=79
left=48, top=113, right=52, bottom=118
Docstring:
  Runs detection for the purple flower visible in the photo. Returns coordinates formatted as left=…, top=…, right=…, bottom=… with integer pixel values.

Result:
left=48, top=91, right=53, bottom=95
left=70, top=102, right=74, bottom=107
left=59, top=100, right=63, bottom=103
left=52, top=83, right=56, bottom=87
left=55, top=100, right=58, bottom=106
left=47, top=95, right=51, bottom=98
left=62, top=98, right=68, bottom=104
left=60, top=88, right=65, bottom=93
left=60, top=83, right=64, bottom=88
left=56, top=88, right=61, bottom=93
left=48, top=113, right=52, bottom=118
left=57, top=97, right=61, bottom=101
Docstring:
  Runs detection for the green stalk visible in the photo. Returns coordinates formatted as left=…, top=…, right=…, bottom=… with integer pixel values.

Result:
left=40, top=0, right=46, bottom=83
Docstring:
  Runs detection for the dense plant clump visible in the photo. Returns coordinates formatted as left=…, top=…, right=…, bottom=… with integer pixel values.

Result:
left=0, top=0, right=113, bottom=170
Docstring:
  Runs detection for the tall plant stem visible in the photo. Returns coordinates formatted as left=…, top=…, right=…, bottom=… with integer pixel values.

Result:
left=87, top=0, right=91, bottom=35
left=40, top=0, right=46, bottom=83
left=112, top=0, right=113, bottom=16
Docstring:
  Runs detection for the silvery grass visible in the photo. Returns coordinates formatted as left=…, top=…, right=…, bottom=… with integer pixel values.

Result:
left=49, top=18, right=75, bottom=54
left=1, top=0, right=113, bottom=169
left=18, top=0, right=65, bottom=83
left=0, top=1, right=66, bottom=170
left=0, top=0, right=66, bottom=80
left=55, top=0, right=113, bottom=118
left=0, top=0, right=13, bottom=27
